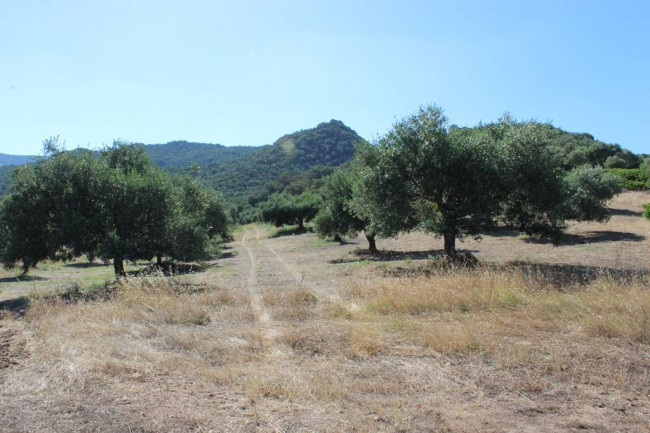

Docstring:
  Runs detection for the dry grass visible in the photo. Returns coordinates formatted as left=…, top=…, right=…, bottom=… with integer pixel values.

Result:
left=2, top=267, right=649, bottom=431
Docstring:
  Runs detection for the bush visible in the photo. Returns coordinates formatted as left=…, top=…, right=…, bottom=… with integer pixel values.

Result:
left=605, top=168, right=648, bottom=190
left=644, top=204, right=650, bottom=221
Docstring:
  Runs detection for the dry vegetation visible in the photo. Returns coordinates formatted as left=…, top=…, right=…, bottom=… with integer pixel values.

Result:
left=0, top=192, right=649, bottom=432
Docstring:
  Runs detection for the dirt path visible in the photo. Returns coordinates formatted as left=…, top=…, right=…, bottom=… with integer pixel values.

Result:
left=240, top=230, right=282, bottom=347
left=241, top=230, right=271, bottom=324
left=255, top=228, right=305, bottom=287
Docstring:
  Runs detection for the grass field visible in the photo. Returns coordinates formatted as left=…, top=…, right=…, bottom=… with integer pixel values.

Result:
left=0, top=191, right=649, bottom=432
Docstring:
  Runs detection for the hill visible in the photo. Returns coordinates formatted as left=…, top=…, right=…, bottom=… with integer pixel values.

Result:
left=0, top=153, right=37, bottom=167
left=137, top=141, right=262, bottom=169
left=198, top=120, right=363, bottom=202
left=0, top=141, right=262, bottom=197
left=547, top=127, right=647, bottom=169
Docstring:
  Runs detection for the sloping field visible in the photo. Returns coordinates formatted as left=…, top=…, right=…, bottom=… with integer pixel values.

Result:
left=0, top=192, right=648, bottom=432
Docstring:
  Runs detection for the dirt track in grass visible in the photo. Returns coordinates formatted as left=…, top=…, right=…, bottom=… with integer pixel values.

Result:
left=0, top=191, right=649, bottom=432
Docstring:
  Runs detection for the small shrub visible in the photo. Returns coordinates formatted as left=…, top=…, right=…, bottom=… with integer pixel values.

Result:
left=644, top=203, right=650, bottom=221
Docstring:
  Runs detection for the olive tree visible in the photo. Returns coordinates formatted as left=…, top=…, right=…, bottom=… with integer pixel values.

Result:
left=0, top=140, right=229, bottom=275
left=355, top=105, right=619, bottom=257
left=261, top=191, right=320, bottom=230
left=313, top=167, right=378, bottom=253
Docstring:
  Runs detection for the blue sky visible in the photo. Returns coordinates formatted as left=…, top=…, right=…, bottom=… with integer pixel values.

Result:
left=1, top=0, right=648, bottom=155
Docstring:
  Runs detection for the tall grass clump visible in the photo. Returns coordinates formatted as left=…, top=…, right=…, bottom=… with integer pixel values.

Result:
left=341, top=266, right=650, bottom=343
left=348, top=267, right=531, bottom=316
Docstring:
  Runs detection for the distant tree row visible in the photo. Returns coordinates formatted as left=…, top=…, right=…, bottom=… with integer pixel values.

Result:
left=0, top=139, right=229, bottom=275
left=313, top=106, right=621, bottom=257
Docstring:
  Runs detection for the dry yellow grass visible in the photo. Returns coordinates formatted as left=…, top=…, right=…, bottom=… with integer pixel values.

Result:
left=2, top=267, right=649, bottom=432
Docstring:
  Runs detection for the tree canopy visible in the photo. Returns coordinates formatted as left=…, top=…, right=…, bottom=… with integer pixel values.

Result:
left=313, top=167, right=379, bottom=252
left=0, top=139, right=228, bottom=275
left=353, top=105, right=620, bottom=256
left=260, top=191, right=320, bottom=230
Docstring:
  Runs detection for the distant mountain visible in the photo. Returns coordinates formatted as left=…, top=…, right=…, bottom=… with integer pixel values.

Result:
left=0, top=153, right=38, bottom=167
left=198, top=120, right=363, bottom=201
left=137, top=141, right=262, bottom=169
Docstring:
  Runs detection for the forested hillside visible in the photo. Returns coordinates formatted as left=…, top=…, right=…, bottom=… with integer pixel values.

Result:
left=197, top=120, right=362, bottom=202
left=0, top=122, right=647, bottom=200
left=547, top=127, right=647, bottom=169
left=138, top=141, right=262, bottom=169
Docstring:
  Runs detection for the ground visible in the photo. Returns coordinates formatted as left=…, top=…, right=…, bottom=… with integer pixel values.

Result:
left=0, top=191, right=649, bottom=432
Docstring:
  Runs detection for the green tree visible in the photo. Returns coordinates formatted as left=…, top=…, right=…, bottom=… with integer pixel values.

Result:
left=604, top=155, right=627, bottom=169
left=356, top=105, right=620, bottom=257
left=0, top=140, right=228, bottom=275
left=167, top=176, right=229, bottom=263
left=313, top=168, right=378, bottom=253
left=562, top=165, right=620, bottom=222
left=355, top=106, right=503, bottom=255
left=641, top=158, right=650, bottom=188
left=261, top=191, right=320, bottom=230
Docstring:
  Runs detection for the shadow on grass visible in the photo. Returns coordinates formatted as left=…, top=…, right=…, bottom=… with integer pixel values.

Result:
left=271, top=226, right=313, bottom=238
left=524, top=230, right=645, bottom=245
left=329, top=248, right=479, bottom=264
left=63, top=262, right=109, bottom=269
left=610, top=208, right=643, bottom=217
left=384, top=260, right=649, bottom=287
left=0, top=297, right=29, bottom=315
left=128, top=262, right=206, bottom=277
left=0, top=275, right=47, bottom=283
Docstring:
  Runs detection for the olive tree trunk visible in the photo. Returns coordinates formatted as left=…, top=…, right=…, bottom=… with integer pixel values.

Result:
left=365, top=232, right=378, bottom=254
left=443, top=231, right=456, bottom=257
left=113, top=255, right=126, bottom=276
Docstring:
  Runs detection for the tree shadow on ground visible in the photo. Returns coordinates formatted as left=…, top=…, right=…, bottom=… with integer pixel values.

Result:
left=483, top=227, right=522, bottom=238
left=0, top=297, right=29, bottom=316
left=329, top=248, right=479, bottom=264
left=271, top=226, right=313, bottom=238
left=128, top=262, right=206, bottom=277
left=610, top=208, right=643, bottom=217
left=219, top=251, right=236, bottom=259
left=524, top=230, right=645, bottom=245
left=0, top=275, right=47, bottom=283
left=63, top=262, right=109, bottom=269
left=384, top=260, right=648, bottom=287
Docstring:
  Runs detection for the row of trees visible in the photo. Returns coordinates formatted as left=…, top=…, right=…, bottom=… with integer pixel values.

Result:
left=0, top=139, right=228, bottom=275
left=313, top=106, right=620, bottom=256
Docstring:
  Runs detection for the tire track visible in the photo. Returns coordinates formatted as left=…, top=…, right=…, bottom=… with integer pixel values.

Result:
left=255, top=228, right=304, bottom=286
left=255, top=228, right=340, bottom=302
left=241, top=231, right=271, bottom=325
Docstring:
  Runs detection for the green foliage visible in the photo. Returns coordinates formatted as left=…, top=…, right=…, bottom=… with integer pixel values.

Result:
left=168, top=176, right=229, bottom=262
left=355, top=105, right=622, bottom=256
left=138, top=141, right=259, bottom=169
left=355, top=106, right=506, bottom=254
left=0, top=165, right=12, bottom=196
left=314, top=169, right=366, bottom=239
left=547, top=129, right=641, bottom=170
left=562, top=165, right=620, bottom=222
left=643, top=203, right=650, bottom=221
left=0, top=140, right=228, bottom=275
left=261, top=191, right=320, bottom=229
left=605, top=168, right=649, bottom=190
left=197, top=120, right=361, bottom=204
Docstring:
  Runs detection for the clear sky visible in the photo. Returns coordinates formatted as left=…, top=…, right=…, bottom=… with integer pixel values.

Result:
left=1, top=0, right=649, bottom=155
